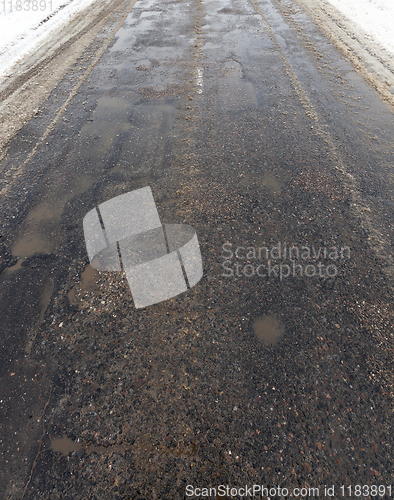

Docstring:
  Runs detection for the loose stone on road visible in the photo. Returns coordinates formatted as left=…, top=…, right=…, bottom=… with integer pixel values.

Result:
left=1, top=0, right=394, bottom=497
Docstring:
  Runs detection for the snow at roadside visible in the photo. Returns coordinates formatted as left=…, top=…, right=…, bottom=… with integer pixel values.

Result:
left=0, top=0, right=394, bottom=83
left=325, top=0, right=394, bottom=56
left=0, top=0, right=98, bottom=80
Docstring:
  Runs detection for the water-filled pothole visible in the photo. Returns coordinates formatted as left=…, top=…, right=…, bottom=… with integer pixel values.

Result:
left=253, top=314, right=285, bottom=345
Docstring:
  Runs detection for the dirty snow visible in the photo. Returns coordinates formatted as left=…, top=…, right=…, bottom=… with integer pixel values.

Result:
left=0, top=0, right=99, bottom=80
left=0, top=0, right=394, bottom=82
left=326, top=0, right=394, bottom=56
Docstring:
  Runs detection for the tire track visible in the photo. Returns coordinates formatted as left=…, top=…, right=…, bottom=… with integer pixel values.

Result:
left=0, top=0, right=138, bottom=197
left=248, top=0, right=394, bottom=285
left=290, top=0, right=394, bottom=109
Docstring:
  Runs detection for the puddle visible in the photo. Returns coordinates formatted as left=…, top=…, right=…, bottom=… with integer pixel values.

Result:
left=68, top=264, right=99, bottom=306
left=10, top=174, right=95, bottom=265
left=110, top=27, right=137, bottom=52
left=140, top=11, right=161, bottom=19
left=110, top=18, right=158, bottom=52
left=28, top=203, right=61, bottom=223
left=5, top=258, right=24, bottom=272
left=261, top=173, right=283, bottom=194
left=136, top=59, right=153, bottom=70
left=219, top=60, right=258, bottom=109
left=50, top=436, right=82, bottom=456
left=240, top=169, right=289, bottom=194
left=217, top=7, right=244, bottom=15
left=161, top=197, right=177, bottom=207
left=26, top=175, right=94, bottom=224
left=67, top=287, right=77, bottom=305
left=12, top=234, right=54, bottom=259
left=39, top=279, right=54, bottom=319
left=253, top=314, right=285, bottom=345
left=77, top=97, right=133, bottom=161
left=203, top=42, right=222, bottom=50
left=81, top=264, right=99, bottom=291
left=222, top=60, right=243, bottom=79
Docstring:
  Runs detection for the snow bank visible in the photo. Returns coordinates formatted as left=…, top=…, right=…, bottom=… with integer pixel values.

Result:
left=0, top=0, right=99, bottom=80
left=325, top=0, right=394, bottom=56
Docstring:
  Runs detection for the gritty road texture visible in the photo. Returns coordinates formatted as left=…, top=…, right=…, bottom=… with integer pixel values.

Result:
left=1, top=0, right=394, bottom=498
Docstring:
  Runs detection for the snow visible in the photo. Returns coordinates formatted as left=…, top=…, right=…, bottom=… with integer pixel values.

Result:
left=325, top=0, right=394, bottom=56
left=0, top=0, right=394, bottom=82
left=0, top=0, right=99, bottom=80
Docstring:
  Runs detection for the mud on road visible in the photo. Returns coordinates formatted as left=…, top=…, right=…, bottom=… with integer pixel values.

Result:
left=0, top=0, right=136, bottom=175
left=292, top=0, right=394, bottom=108
left=1, top=0, right=394, bottom=498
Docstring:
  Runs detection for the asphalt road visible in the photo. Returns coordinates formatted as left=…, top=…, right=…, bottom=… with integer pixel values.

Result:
left=1, top=0, right=394, bottom=498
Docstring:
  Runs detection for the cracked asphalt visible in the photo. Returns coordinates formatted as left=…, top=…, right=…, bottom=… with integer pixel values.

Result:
left=1, top=0, right=394, bottom=498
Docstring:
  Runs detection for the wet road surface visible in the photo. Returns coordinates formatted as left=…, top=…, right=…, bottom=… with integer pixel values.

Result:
left=1, top=0, right=394, bottom=497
